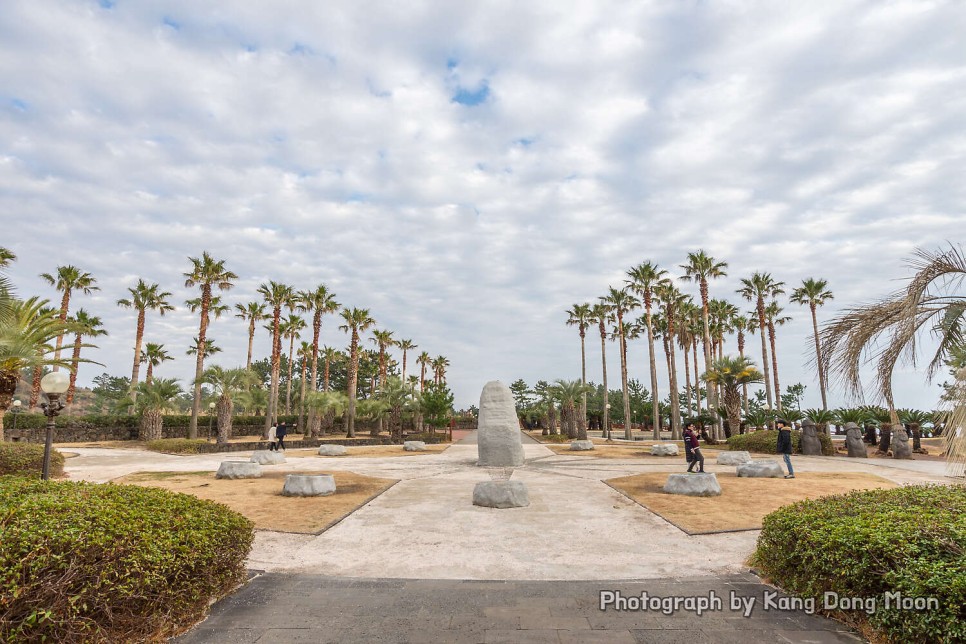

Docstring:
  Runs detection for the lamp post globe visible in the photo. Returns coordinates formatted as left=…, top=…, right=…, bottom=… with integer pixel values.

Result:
left=40, top=370, right=70, bottom=481
left=10, top=399, right=22, bottom=433
left=207, top=402, right=216, bottom=441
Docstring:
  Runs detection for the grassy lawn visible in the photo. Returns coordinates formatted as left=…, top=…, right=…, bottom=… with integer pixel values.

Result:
left=286, top=444, right=451, bottom=458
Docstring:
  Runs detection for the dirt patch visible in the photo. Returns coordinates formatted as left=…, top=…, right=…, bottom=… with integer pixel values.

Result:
left=284, top=444, right=450, bottom=458
left=543, top=444, right=683, bottom=461
left=114, top=470, right=398, bottom=534
left=605, top=471, right=897, bottom=535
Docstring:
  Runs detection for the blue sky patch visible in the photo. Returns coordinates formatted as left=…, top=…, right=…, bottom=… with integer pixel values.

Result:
left=10, top=98, right=28, bottom=111
left=451, top=81, right=490, bottom=106
left=98, top=0, right=115, bottom=8
left=162, top=16, right=180, bottom=30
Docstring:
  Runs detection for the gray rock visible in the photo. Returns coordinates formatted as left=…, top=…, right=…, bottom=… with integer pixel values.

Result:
left=716, top=451, right=752, bottom=465
left=404, top=441, right=428, bottom=452
left=477, top=381, right=525, bottom=467
left=282, top=474, right=336, bottom=497
left=736, top=461, right=784, bottom=478
left=892, top=427, right=913, bottom=459
left=318, top=444, right=348, bottom=456
left=215, top=461, right=263, bottom=479
left=650, top=443, right=679, bottom=456
left=570, top=440, right=595, bottom=451
left=800, top=420, right=823, bottom=456
left=250, top=450, right=286, bottom=465
left=663, top=473, right=721, bottom=496
left=844, top=422, right=867, bottom=458
left=472, top=480, right=530, bottom=508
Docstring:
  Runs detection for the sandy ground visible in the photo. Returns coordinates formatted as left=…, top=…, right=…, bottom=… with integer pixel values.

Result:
left=62, top=436, right=956, bottom=581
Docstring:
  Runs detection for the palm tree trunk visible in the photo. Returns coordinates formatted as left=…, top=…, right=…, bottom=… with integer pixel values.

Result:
left=285, top=335, right=295, bottom=415
left=146, top=363, right=154, bottom=385
left=346, top=334, right=359, bottom=437
left=579, top=330, right=588, bottom=435
left=757, top=300, right=773, bottom=410
left=620, top=325, right=632, bottom=440
left=216, top=396, right=233, bottom=444
left=692, top=337, right=701, bottom=417
left=768, top=321, right=782, bottom=412
left=599, top=326, right=610, bottom=440
left=53, top=289, right=71, bottom=368
left=246, top=318, right=256, bottom=371
left=188, top=289, right=211, bottom=439
left=139, top=408, right=163, bottom=441
left=67, top=334, right=82, bottom=404
left=265, top=308, right=281, bottom=436
left=738, top=331, right=748, bottom=414
left=809, top=304, right=828, bottom=410
left=130, top=309, right=146, bottom=410
left=682, top=342, right=692, bottom=420
left=699, top=281, right=719, bottom=437
left=29, top=365, right=41, bottom=410
left=645, top=306, right=660, bottom=440
left=298, top=358, right=308, bottom=435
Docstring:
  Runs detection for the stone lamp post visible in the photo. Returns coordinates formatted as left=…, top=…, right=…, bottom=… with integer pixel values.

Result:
left=208, top=401, right=216, bottom=441
left=40, top=371, right=69, bottom=481
left=10, top=399, right=22, bottom=433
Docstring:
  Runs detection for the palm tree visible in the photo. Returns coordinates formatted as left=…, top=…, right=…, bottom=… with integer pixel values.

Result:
left=680, top=251, right=728, bottom=432
left=654, top=282, right=689, bottom=439
left=186, top=337, right=221, bottom=359
left=738, top=272, right=785, bottom=411
left=27, top=302, right=61, bottom=410
left=198, top=366, right=255, bottom=444
left=65, top=309, right=106, bottom=405
left=417, top=351, right=432, bottom=391
left=39, top=265, right=99, bottom=369
left=398, top=339, right=417, bottom=382
left=676, top=301, right=701, bottom=416
left=764, top=301, right=792, bottom=411
left=133, top=378, right=182, bottom=441
left=590, top=303, right=613, bottom=438
left=280, top=314, right=306, bottom=414
left=821, top=244, right=966, bottom=463
left=117, top=280, right=173, bottom=406
left=339, top=307, right=376, bottom=437
left=234, top=301, right=267, bottom=371
left=602, top=286, right=640, bottom=439
left=626, top=263, right=669, bottom=440
left=296, top=340, right=313, bottom=431
left=257, top=281, right=295, bottom=432
left=298, top=285, right=340, bottom=395
left=371, top=329, right=397, bottom=387
left=732, top=314, right=757, bottom=414
left=305, top=390, right=348, bottom=436
left=432, top=355, right=450, bottom=385
left=379, top=376, right=418, bottom=442
left=565, top=302, right=593, bottom=433
left=183, top=252, right=237, bottom=438
left=554, top=379, right=594, bottom=439
left=141, top=342, right=172, bottom=384
left=320, top=346, right=341, bottom=391
left=0, top=297, right=70, bottom=439
left=790, top=278, right=834, bottom=410
left=702, top=355, right=763, bottom=439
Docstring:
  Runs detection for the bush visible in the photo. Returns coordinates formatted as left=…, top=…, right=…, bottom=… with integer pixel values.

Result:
left=753, top=485, right=966, bottom=643
left=0, top=443, right=64, bottom=478
left=726, top=429, right=834, bottom=456
left=0, top=477, right=254, bottom=642
left=145, top=438, right=210, bottom=454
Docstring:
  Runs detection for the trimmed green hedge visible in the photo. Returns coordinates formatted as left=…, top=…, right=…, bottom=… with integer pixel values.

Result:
left=0, top=443, right=64, bottom=478
left=0, top=477, right=254, bottom=642
left=2, top=412, right=298, bottom=430
left=753, top=485, right=966, bottom=643
left=726, top=429, right=834, bottom=456
left=145, top=438, right=212, bottom=454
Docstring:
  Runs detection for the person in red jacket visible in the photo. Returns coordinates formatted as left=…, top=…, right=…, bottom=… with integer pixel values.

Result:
left=684, top=422, right=704, bottom=473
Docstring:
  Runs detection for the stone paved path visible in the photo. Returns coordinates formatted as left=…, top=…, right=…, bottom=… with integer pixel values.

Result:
left=175, top=573, right=864, bottom=643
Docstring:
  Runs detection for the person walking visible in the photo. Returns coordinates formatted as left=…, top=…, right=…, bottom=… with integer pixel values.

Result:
left=684, top=422, right=705, bottom=473
left=276, top=421, right=288, bottom=451
left=267, top=424, right=278, bottom=451
left=776, top=418, right=795, bottom=479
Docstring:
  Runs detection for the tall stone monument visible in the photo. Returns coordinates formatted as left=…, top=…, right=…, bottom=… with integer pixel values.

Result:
left=800, top=419, right=823, bottom=456
left=844, top=422, right=867, bottom=458
left=477, top=380, right=525, bottom=467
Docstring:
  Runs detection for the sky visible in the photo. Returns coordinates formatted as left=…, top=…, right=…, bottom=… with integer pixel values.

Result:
left=2, top=0, right=965, bottom=412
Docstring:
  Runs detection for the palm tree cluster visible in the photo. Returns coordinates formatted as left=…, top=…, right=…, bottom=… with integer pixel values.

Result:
left=1, top=249, right=453, bottom=443
left=566, top=250, right=835, bottom=441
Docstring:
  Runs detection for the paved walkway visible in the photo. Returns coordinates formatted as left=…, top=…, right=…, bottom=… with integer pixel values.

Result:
left=61, top=433, right=954, bottom=642
left=175, top=574, right=864, bottom=643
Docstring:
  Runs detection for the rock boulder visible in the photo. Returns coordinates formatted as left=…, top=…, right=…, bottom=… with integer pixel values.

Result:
left=716, top=451, right=752, bottom=465
left=650, top=443, right=679, bottom=456
left=569, top=440, right=595, bottom=451
left=477, top=381, right=525, bottom=467
left=663, top=473, right=721, bottom=496
left=736, top=461, right=784, bottom=478
left=404, top=441, right=428, bottom=451
left=318, top=445, right=348, bottom=456
left=282, top=474, right=336, bottom=497
left=473, top=480, right=530, bottom=508
left=215, top=461, right=263, bottom=479
left=250, top=450, right=286, bottom=465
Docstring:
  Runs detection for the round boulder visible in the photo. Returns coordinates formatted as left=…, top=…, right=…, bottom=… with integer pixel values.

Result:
left=282, top=474, right=336, bottom=497
left=318, top=445, right=348, bottom=456
left=736, top=461, right=784, bottom=478
left=404, top=441, right=428, bottom=452
left=473, top=481, right=530, bottom=508
left=663, top=473, right=721, bottom=496
left=650, top=443, right=679, bottom=456
left=716, top=451, right=752, bottom=465
left=569, top=440, right=595, bottom=451
left=215, top=461, right=263, bottom=479
left=251, top=450, right=286, bottom=465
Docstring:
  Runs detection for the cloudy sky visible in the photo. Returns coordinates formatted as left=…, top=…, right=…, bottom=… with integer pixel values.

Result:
left=2, top=0, right=964, bottom=411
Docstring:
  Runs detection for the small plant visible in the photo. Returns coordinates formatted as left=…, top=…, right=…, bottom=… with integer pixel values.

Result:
left=145, top=438, right=210, bottom=454
left=726, top=430, right=834, bottom=456
left=0, top=443, right=64, bottom=478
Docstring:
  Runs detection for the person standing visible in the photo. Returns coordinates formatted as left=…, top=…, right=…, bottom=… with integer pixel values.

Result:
left=776, top=418, right=795, bottom=479
left=267, top=424, right=278, bottom=451
left=276, top=421, right=288, bottom=451
left=684, top=422, right=705, bottom=473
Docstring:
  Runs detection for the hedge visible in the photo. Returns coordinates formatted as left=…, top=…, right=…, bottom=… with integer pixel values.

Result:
left=753, top=485, right=966, bottom=643
left=0, top=443, right=64, bottom=478
left=0, top=478, right=254, bottom=643
left=145, top=438, right=212, bottom=454
left=726, top=429, right=834, bottom=456
left=2, top=412, right=299, bottom=431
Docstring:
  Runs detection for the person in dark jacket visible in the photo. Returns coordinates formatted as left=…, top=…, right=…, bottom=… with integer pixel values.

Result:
left=776, top=418, right=794, bottom=478
left=684, top=422, right=704, bottom=473
left=276, top=422, right=288, bottom=451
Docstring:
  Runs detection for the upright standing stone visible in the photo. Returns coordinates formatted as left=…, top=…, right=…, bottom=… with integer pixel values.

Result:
left=800, top=420, right=823, bottom=456
left=892, top=427, right=913, bottom=459
left=844, top=422, right=867, bottom=458
left=477, top=381, right=525, bottom=467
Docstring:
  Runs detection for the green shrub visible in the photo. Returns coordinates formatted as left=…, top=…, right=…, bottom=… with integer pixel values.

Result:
left=753, top=485, right=966, bottom=643
left=145, top=438, right=210, bottom=454
left=0, top=443, right=64, bottom=478
left=726, top=429, right=834, bottom=456
left=0, top=477, right=254, bottom=642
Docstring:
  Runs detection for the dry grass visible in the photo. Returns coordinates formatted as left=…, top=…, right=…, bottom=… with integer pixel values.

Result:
left=605, top=471, right=897, bottom=535
left=114, top=470, right=397, bottom=534
left=543, top=444, right=682, bottom=461
left=285, top=444, right=451, bottom=458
